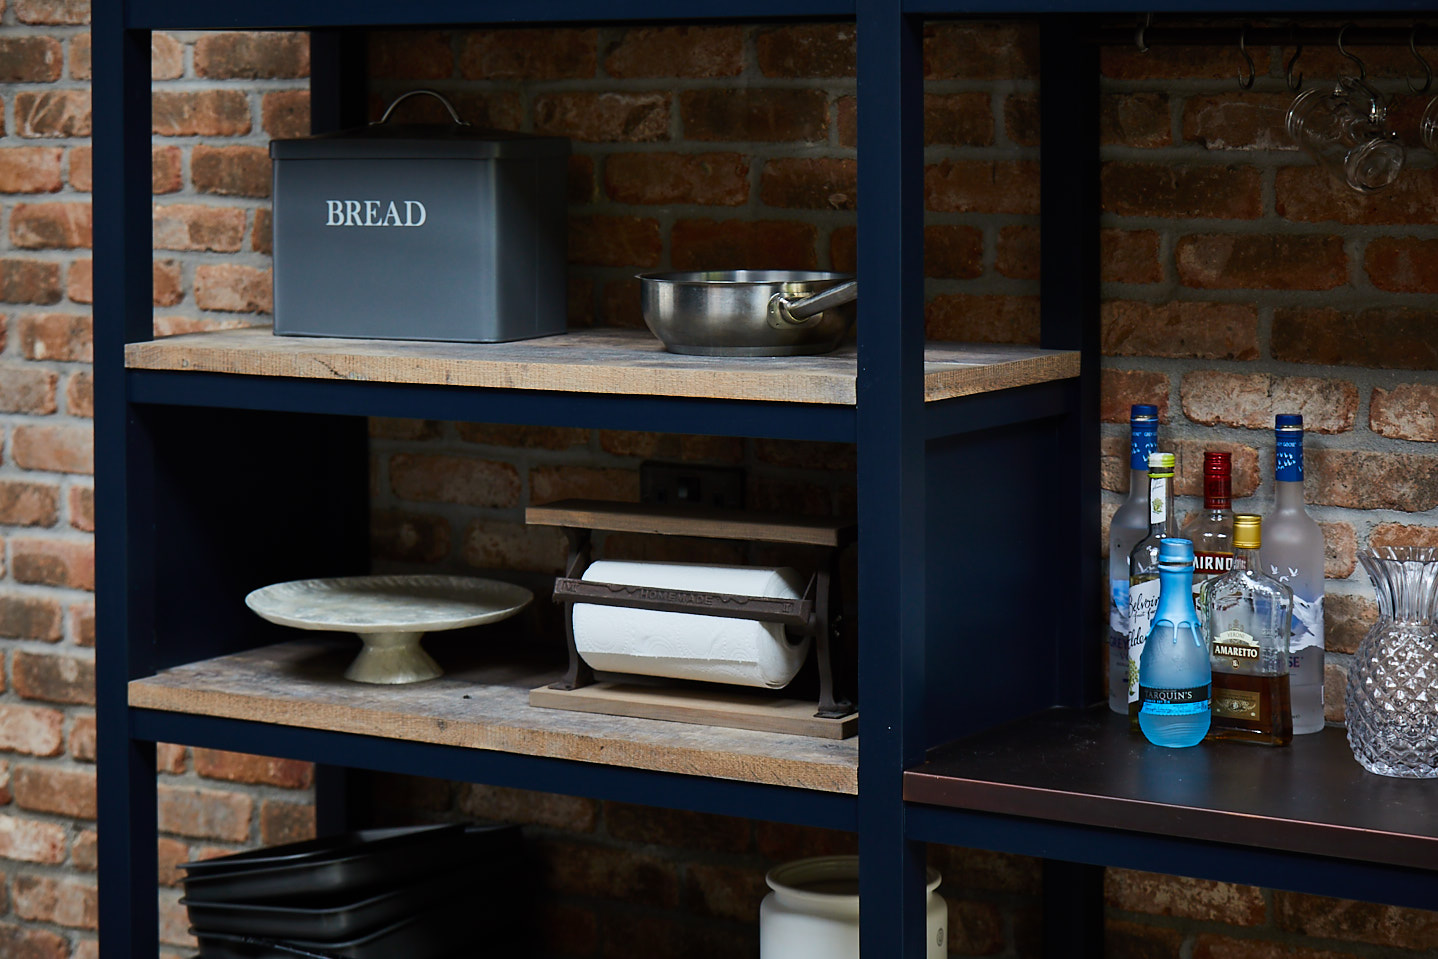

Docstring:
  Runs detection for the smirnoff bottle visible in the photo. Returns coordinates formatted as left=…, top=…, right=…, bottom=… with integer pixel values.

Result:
left=1108, top=404, right=1160, bottom=715
left=1128, top=451, right=1177, bottom=722
left=1138, top=537, right=1211, bottom=748
left=1204, top=514, right=1294, bottom=746
left=1182, top=451, right=1235, bottom=603
left=1261, top=415, right=1326, bottom=734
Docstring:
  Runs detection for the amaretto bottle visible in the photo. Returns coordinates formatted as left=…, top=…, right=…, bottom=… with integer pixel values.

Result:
left=1182, top=450, right=1235, bottom=604
left=1127, top=451, right=1176, bottom=722
left=1138, top=537, right=1211, bottom=748
left=1203, top=514, right=1294, bottom=746
left=1108, top=404, right=1160, bottom=715
left=1262, top=415, right=1326, bottom=734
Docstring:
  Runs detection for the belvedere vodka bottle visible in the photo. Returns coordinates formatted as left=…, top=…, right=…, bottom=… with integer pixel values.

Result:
left=1127, top=451, right=1177, bottom=722
left=1182, top=450, right=1234, bottom=605
left=1204, top=514, right=1294, bottom=746
left=1138, top=537, right=1211, bottom=748
left=1108, top=404, right=1160, bottom=715
left=1262, top=415, right=1326, bottom=734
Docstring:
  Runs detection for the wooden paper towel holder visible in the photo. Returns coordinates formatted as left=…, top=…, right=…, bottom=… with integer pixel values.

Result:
left=524, top=499, right=858, bottom=739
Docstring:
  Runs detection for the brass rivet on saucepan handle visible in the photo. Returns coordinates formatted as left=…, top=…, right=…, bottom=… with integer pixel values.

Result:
left=767, top=280, right=859, bottom=329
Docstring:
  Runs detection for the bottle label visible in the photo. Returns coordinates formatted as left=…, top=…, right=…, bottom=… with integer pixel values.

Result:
left=1149, top=475, right=1167, bottom=524
left=1288, top=594, right=1324, bottom=653
left=1193, top=552, right=1233, bottom=575
left=1140, top=683, right=1211, bottom=715
left=1276, top=433, right=1303, bottom=483
left=1213, top=630, right=1259, bottom=661
left=1131, top=424, right=1158, bottom=470
left=1212, top=686, right=1261, bottom=720
left=1127, top=578, right=1162, bottom=704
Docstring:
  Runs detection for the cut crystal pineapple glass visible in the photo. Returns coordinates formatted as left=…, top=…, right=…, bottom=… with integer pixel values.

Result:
left=1346, top=547, right=1438, bottom=778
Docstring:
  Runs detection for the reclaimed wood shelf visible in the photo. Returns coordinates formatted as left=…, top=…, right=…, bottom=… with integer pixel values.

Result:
left=129, top=638, right=859, bottom=795
left=123, top=326, right=1079, bottom=406
left=526, top=499, right=855, bottom=547
left=904, top=706, right=1438, bottom=872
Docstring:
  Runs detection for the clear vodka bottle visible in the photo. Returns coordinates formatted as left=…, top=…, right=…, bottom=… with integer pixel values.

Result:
left=1108, top=404, right=1159, bottom=715
left=1127, top=451, right=1177, bottom=723
left=1138, top=537, right=1211, bottom=748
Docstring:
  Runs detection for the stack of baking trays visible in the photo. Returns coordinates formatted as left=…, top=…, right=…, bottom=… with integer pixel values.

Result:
left=180, top=822, right=524, bottom=959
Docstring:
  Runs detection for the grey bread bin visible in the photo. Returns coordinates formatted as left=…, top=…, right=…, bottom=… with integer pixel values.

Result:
left=270, top=91, right=569, bottom=343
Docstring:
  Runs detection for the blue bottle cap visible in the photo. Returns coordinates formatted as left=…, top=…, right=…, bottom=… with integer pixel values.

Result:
left=1276, top=413, right=1303, bottom=430
left=1131, top=404, right=1158, bottom=421
left=1158, top=537, right=1193, bottom=565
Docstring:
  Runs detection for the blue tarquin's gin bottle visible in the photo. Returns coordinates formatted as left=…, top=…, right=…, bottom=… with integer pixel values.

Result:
left=1138, top=538, right=1212, bottom=747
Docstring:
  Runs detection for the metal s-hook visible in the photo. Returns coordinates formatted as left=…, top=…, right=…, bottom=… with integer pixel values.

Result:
left=1135, top=12, right=1152, bottom=54
left=1237, top=26, right=1256, bottom=90
left=1285, top=27, right=1303, bottom=91
left=1338, top=23, right=1367, bottom=80
left=1408, top=27, right=1432, bottom=94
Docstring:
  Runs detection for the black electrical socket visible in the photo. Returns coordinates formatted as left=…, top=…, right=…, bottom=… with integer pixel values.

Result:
left=640, top=461, right=745, bottom=509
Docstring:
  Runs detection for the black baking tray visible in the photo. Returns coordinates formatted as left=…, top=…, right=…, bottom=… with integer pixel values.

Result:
left=181, top=823, right=519, bottom=904
left=193, top=904, right=473, bottom=959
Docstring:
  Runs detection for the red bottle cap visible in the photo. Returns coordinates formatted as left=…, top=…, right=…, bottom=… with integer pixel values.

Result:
left=1203, top=451, right=1231, bottom=510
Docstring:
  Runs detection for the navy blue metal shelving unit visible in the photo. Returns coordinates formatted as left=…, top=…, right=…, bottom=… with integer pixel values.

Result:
left=95, top=2, right=1436, bottom=958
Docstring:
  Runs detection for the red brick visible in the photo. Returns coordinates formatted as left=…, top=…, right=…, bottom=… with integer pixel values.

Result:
left=64, top=259, right=91, bottom=304
left=604, top=152, right=747, bottom=206
left=259, top=799, right=314, bottom=845
left=0, top=147, right=63, bottom=193
left=1102, top=162, right=1261, bottom=219
left=1182, top=92, right=1292, bottom=151
left=996, top=224, right=1039, bottom=280
left=607, top=802, right=751, bottom=852
left=13, top=875, right=97, bottom=929
left=152, top=259, right=182, bottom=307
left=1177, top=233, right=1346, bottom=291
left=1102, top=229, right=1163, bottom=284
left=0, top=365, right=57, bottom=414
left=456, top=784, right=597, bottom=831
left=670, top=218, right=817, bottom=271
left=69, top=145, right=91, bottom=190
left=680, top=88, right=827, bottom=142
left=1, top=259, right=61, bottom=304
left=530, top=465, right=639, bottom=505
left=1370, top=384, right=1438, bottom=441
left=534, top=91, right=668, bottom=142
left=459, top=27, right=594, bottom=79
left=1277, top=167, right=1438, bottom=225
left=252, top=208, right=272, bottom=254
left=925, top=159, right=1040, bottom=215
left=1102, top=44, right=1254, bottom=80
left=1003, top=92, right=1038, bottom=146
left=149, top=144, right=182, bottom=194
left=1274, top=890, right=1438, bottom=948
left=152, top=90, right=251, bottom=137
left=755, top=821, right=857, bottom=860
left=568, top=154, right=595, bottom=204
left=1308, top=449, right=1438, bottom=512
left=153, top=204, right=246, bottom=253
left=261, top=89, right=309, bottom=138
left=1102, top=301, right=1259, bottom=360
left=1321, top=521, right=1358, bottom=579
left=191, top=144, right=271, bottom=198
left=1100, top=369, right=1169, bottom=424
left=69, top=713, right=95, bottom=761
left=0, top=595, right=63, bottom=641
left=11, top=764, right=95, bottom=818
left=597, top=431, right=743, bottom=463
left=159, top=890, right=197, bottom=949
left=924, top=224, right=983, bottom=279
left=0, top=37, right=62, bottom=82
left=1325, top=591, right=1378, bottom=656
left=924, top=92, right=993, bottom=147
left=945, top=899, right=1006, bottom=955
left=0, top=480, right=59, bottom=527
left=367, top=30, right=453, bottom=78
left=0, top=815, right=67, bottom=863
left=19, top=312, right=91, bottom=361
left=388, top=453, right=522, bottom=508
left=461, top=518, right=566, bottom=574
left=11, top=534, right=91, bottom=584
left=540, top=838, right=679, bottom=907
left=150, top=32, right=182, bottom=79
left=193, top=749, right=313, bottom=789
left=0, top=705, right=64, bottom=756
left=66, top=372, right=92, bottom=418
left=929, top=846, right=1041, bottom=895
left=682, top=862, right=767, bottom=921
left=9, top=202, right=92, bottom=250
left=1181, top=371, right=1357, bottom=434
left=761, top=157, right=856, bottom=210
left=457, top=423, right=588, bottom=449
left=15, top=0, right=87, bottom=22
left=0, top=921, right=68, bottom=959
left=156, top=836, right=189, bottom=886
left=756, top=23, right=854, bottom=77
left=1364, top=236, right=1438, bottom=293
left=13, top=649, right=94, bottom=703
left=71, top=32, right=90, bottom=80
left=370, top=509, right=450, bottom=565
left=1272, top=307, right=1438, bottom=370
left=605, top=25, right=742, bottom=79
left=157, top=785, right=252, bottom=841
left=837, top=95, right=857, bottom=148
left=1193, top=933, right=1353, bottom=959
left=1105, top=918, right=1187, bottom=959
left=14, top=90, right=91, bottom=137
left=925, top=294, right=1040, bottom=345
left=156, top=742, right=186, bottom=774
left=1106, top=868, right=1264, bottom=924
left=195, top=32, right=309, bottom=78
left=1103, top=92, right=1171, bottom=147
left=923, top=22, right=1037, bottom=80
left=568, top=214, right=662, bottom=268
left=194, top=264, right=272, bottom=313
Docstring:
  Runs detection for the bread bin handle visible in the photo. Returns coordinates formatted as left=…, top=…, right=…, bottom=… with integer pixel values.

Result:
left=373, top=89, right=470, bottom=127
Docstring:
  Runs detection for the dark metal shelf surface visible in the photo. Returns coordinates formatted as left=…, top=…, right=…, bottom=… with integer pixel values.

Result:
left=905, top=706, right=1438, bottom=874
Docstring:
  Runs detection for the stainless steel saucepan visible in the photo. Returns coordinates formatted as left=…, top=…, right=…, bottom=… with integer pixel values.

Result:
left=637, top=270, right=858, bottom=357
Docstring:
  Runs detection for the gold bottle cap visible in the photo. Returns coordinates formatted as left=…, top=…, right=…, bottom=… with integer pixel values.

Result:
left=1233, top=513, right=1262, bottom=550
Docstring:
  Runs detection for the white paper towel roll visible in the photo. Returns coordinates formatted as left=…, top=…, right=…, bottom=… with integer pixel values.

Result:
left=573, top=560, right=811, bottom=689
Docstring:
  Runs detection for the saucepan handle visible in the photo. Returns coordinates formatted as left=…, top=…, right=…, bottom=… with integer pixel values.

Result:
left=770, top=280, right=859, bottom=327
